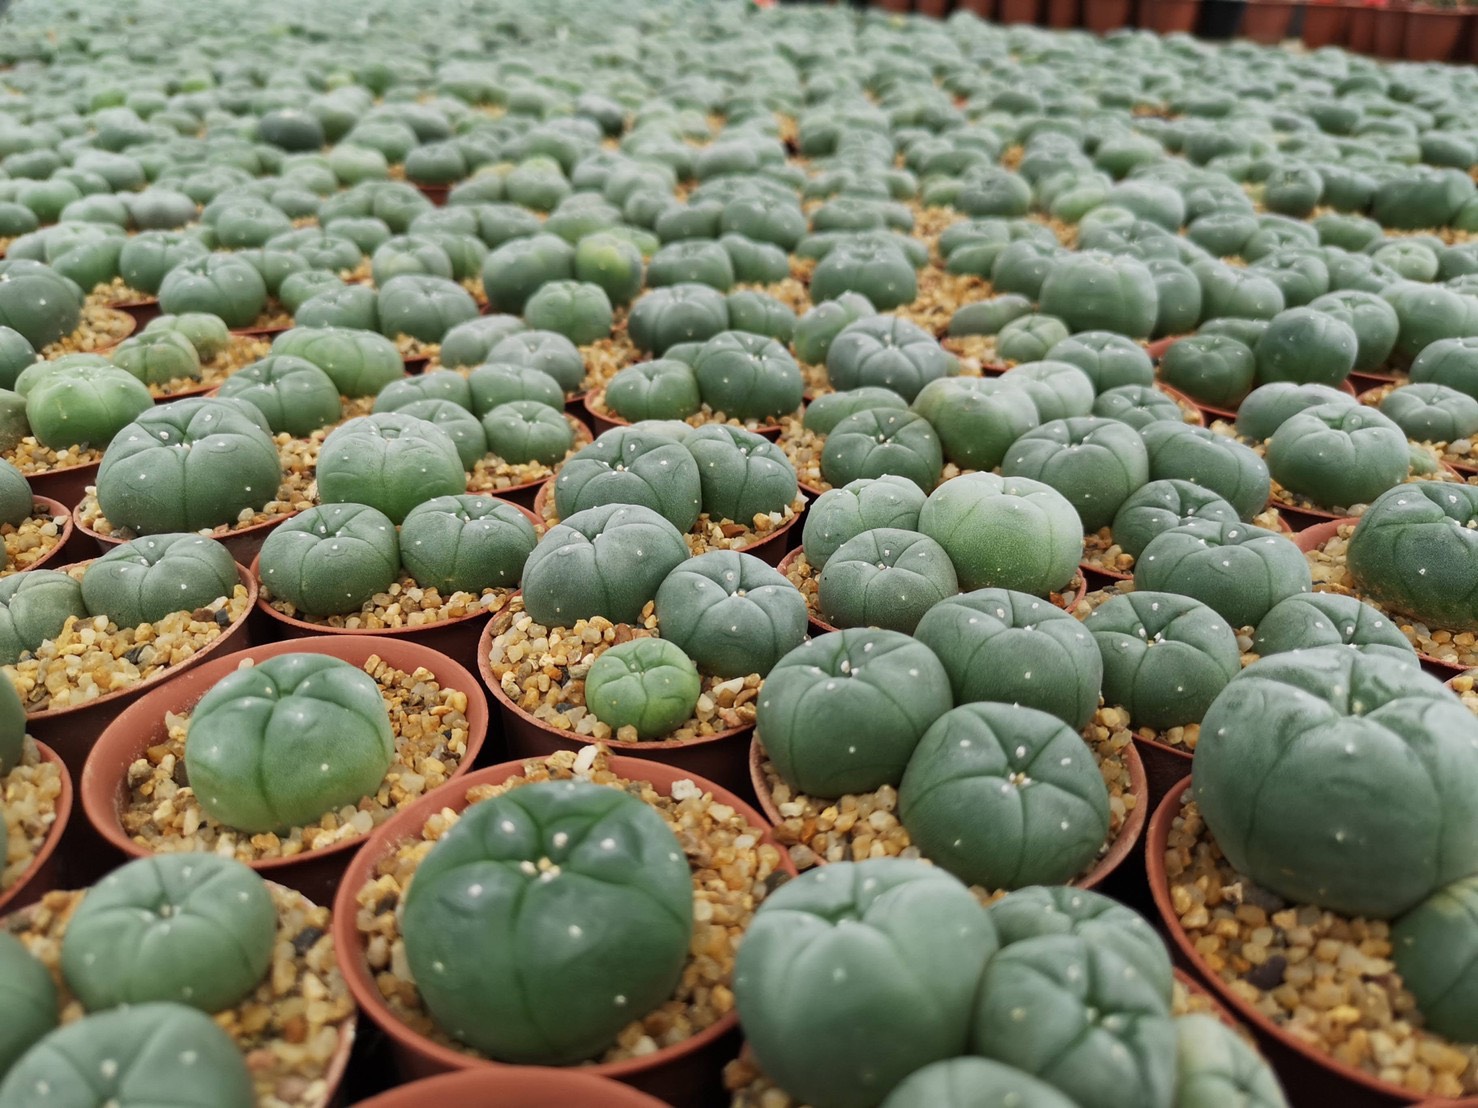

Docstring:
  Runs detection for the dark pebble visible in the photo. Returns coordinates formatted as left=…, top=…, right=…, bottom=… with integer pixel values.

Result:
left=123, top=646, right=147, bottom=666
left=1240, top=883, right=1288, bottom=913
left=214, top=609, right=231, bottom=626
left=372, top=893, right=398, bottom=916
left=763, top=870, right=792, bottom=894
left=172, top=759, right=190, bottom=787
left=1244, top=955, right=1288, bottom=992
left=292, top=925, right=326, bottom=958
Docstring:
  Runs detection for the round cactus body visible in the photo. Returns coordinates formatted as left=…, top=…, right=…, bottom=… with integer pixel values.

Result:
left=0, top=258, right=85, bottom=348
left=792, top=292, right=874, bottom=365
left=437, top=315, right=527, bottom=370
left=1135, top=520, right=1311, bottom=629
left=1346, top=483, right=1478, bottom=632
left=316, top=413, right=466, bottom=524
left=1093, top=384, right=1185, bottom=431
left=1308, top=288, right=1400, bottom=373
left=466, top=364, right=565, bottom=416
left=1084, top=591, right=1240, bottom=730
left=373, top=370, right=474, bottom=416
left=971, top=932, right=1176, bottom=1108
left=997, top=314, right=1073, bottom=365
left=0, top=932, right=56, bottom=1076
left=1254, top=307, right=1359, bottom=388
left=391, top=399, right=487, bottom=471
left=0, top=1003, right=254, bottom=1108
left=825, top=316, right=956, bottom=403
left=1252, top=592, right=1416, bottom=662
left=879, top=1057, right=1079, bottom=1108
left=1265, top=403, right=1408, bottom=511
left=947, top=294, right=1035, bottom=339
left=215, top=355, right=342, bottom=437
left=554, top=427, right=702, bottom=533
left=684, top=424, right=798, bottom=523
left=1392, top=877, right=1478, bottom=1044
left=110, top=330, right=202, bottom=387
left=1158, top=334, right=1257, bottom=410
left=817, top=528, right=958, bottom=634
left=573, top=231, right=645, bottom=306
left=900, top=703, right=1111, bottom=888
left=1002, top=416, right=1150, bottom=533
left=523, top=279, right=614, bottom=346
left=1174, top=1014, right=1290, bottom=1108
left=377, top=274, right=479, bottom=344
left=1193, top=647, right=1478, bottom=918
left=1111, top=479, right=1242, bottom=562
left=0, top=670, right=22, bottom=773
left=647, top=238, right=735, bottom=291
left=0, top=570, right=87, bottom=664
left=1379, top=383, right=1478, bottom=445
left=802, top=387, right=908, bottom=436
left=140, top=315, right=227, bottom=364
left=60, top=853, right=275, bottom=1014
left=184, top=652, right=394, bottom=834
left=0, top=327, right=36, bottom=392
left=1039, top=252, right=1159, bottom=340
left=1234, top=381, right=1356, bottom=442
left=1140, top=421, right=1271, bottom=521
left=521, top=504, right=690, bottom=627
left=1046, top=331, right=1155, bottom=394
left=399, top=494, right=537, bottom=595
left=585, top=637, right=702, bottom=740
left=690, top=331, right=803, bottom=422
left=999, top=360, right=1095, bottom=422
left=81, top=533, right=238, bottom=629
left=604, top=359, right=701, bottom=423
left=478, top=400, right=572, bottom=467
left=757, top=629, right=953, bottom=797
left=95, top=398, right=282, bottom=534
left=733, top=859, right=996, bottom=1108
left=157, top=254, right=268, bottom=329
left=914, top=377, right=1040, bottom=472
left=270, top=326, right=404, bottom=398
left=654, top=551, right=806, bottom=679
left=257, top=503, right=400, bottom=617
left=802, top=475, right=926, bottom=570
left=627, top=283, right=730, bottom=356
left=487, top=330, right=585, bottom=395
left=401, top=781, right=692, bottom=1064
left=292, top=283, right=381, bottom=332
left=811, top=241, right=917, bottom=311
left=913, top=589, right=1102, bottom=730
left=821, top=409, right=943, bottom=493
left=24, top=363, right=153, bottom=450
left=1410, top=336, right=1478, bottom=402
left=479, top=233, right=574, bottom=314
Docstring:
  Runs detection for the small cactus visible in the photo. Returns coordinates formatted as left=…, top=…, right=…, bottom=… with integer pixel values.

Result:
left=585, top=637, right=702, bottom=740
left=80, top=533, right=239, bottom=629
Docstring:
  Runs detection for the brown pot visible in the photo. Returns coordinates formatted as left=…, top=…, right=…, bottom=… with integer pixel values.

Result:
left=354, top=1067, right=668, bottom=1108
left=414, top=184, right=451, bottom=207
left=1083, top=0, right=1133, bottom=30
left=72, top=500, right=298, bottom=567
left=19, top=496, right=81, bottom=571
left=997, top=0, right=1041, bottom=21
left=748, top=734, right=1148, bottom=892
left=475, top=613, right=755, bottom=797
left=479, top=413, right=593, bottom=510
left=1240, top=0, right=1297, bottom=41
left=1144, top=0, right=1201, bottom=31
left=0, top=740, right=72, bottom=915
left=1403, top=5, right=1466, bottom=60
left=79, top=633, right=490, bottom=905
left=229, top=323, right=292, bottom=340
left=331, top=755, right=798, bottom=1107
left=27, top=460, right=101, bottom=513
left=1047, top=0, right=1081, bottom=26
left=1147, top=779, right=1445, bottom=1108
left=25, top=561, right=257, bottom=776
left=1346, top=3, right=1378, bottom=50
left=957, top=0, right=995, bottom=13
left=1373, top=2, right=1409, bottom=56
left=107, top=296, right=162, bottom=330
left=1301, top=1, right=1352, bottom=45
left=916, top=0, right=953, bottom=14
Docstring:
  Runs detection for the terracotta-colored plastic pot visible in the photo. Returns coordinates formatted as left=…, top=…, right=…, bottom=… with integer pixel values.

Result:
left=80, top=634, right=489, bottom=905
left=402, top=352, right=431, bottom=375
left=229, top=323, right=292, bottom=340
left=1047, top=0, right=1080, bottom=26
left=331, top=754, right=797, bottom=1107
left=414, top=183, right=451, bottom=207
left=1348, top=368, right=1406, bottom=393
left=1239, top=0, right=1297, bottom=41
left=14, top=495, right=81, bottom=571
left=1403, top=4, right=1466, bottom=60
left=1372, top=2, right=1408, bottom=57
left=25, top=561, right=257, bottom=777
left=1148, top=779, right=1445, bottom=1108
left=997, top=0, right=1041, bottom=20
left=476, top=613, right=755, bottom=798
left=748, top=733, right=1148, bottom=893
left=476, top=413, right=593, bottom=510
left=1346, top=1, right=1378, bottom=50
left=0, top=740, right=72, bottom=916
left=532, top=478, right=802, bottom=568
left=1084, top=0, right=1133, bottom=31
left=1143, top=0, right=1201, bottom=31
left=916, top=0, right=952, bottom=14
left=957, top=0, right=994, bottom=14
left=26, top=460, right=100, bottom=512
left=354, top=1067, right=668, bottom=1108
left=148, top=381, right=218, bottom=404
left=107, top=296, right=162, bottom=329
left=878, top=0, right=912, bottom=10
left=72, top=499, right=298, bottom=567
left=1301, top=0, right=1351, bottom=45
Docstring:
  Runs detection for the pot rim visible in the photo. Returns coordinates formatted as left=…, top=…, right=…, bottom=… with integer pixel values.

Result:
left=350, top=1065, right=669, bottom=1108
left=23, top=495, right=75, bottom=574
left=71, top=498, right=300, bottom=551
left=0, top=738, right=73, bottom=916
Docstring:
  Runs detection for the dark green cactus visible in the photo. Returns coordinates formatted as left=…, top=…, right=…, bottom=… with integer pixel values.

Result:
left=1046, top=331, right=1155, bottom=394
left=1379, top=383, right=1478, bottom=444
left=480, top=233, right=574, bottom=314
left=1157, top=334, right=1257, bottom=410
left=81, top=533, right=238, bottom=629
left=216, top=355, right=342, bottom=437
left=157, top=254, right=268, bottom=329
left=880, top=1058, right=1078, bottom=1108
left=0, top=259, right=85, bottom=348
left=1140, top=422, right=1271, bottom=521
left=726, top=291, right=797, bottom=343
left=316, top=412, right=466, bottom=524
left=1410, top=336, right=1478, bottom=402
left=524, top=279, right=615, bottom=346
left=437, top=315, right=527, bottom=370
left=792, top=292, right=874, bottom=365
left=0, top=932, right=56, bottom=1077
left=1111, top=479, right=1242, bottom=562
left=1346, top=483, right=1478, bottom=632
left=1234, top=382, right=1356, bottom=442
left=604, top=360, right=702, bottom=423
left=0, top=569, right=87, bottom=665
left=373, top=370, right=473, bottom=416
left=466, top=364, right=565, bottom=416
left=999, top=360, right=1095, bottom=422
left=691, top=331, right=804, bottom=422
left=110, top=331, right=202, bottom=387
left=478, top=400, right=572, bottom=467
left=1002, top=416, right=1150, bottom=533
left=184, top=652, right=395, bottom=834
left=257, top=503, right=400, bottom=617
left=377, top=274, right=479, bottom=344
left=821, top=409, right=943, bottom=493
left=684, top=424, right=798, bottom=523
left=1093, top=384, right=1186, bottom=431
left=627, top=283, right=731, bottom=356
left=1252, top=592, right=1416, bottom=662
left=802, top=475, right=926, bottom=570
left=654, top=550, right=806, bottom=679
left=1265, top=403, right=1408, bottom=511
left=817, top=528, right=959, bottom=634
left=1307, top=289, right=1400, bottom=373
left=996, top=314, right=1072, bottom=365
left=1135, top=520, right=1311, bottom=629
left=1254, top=307, right=1359, bottom=388
left=487, top=330, right=586, bottom=395
left=399, top=495, right=536, bottom=596
left=802, top=388, right=907, bottom=436
left=825, top=316, right=957, bottom=403
left=585, top=637, right=702, bottom=739
left=1038, top=252, right=1159, bottom=340
left=914, top=378, right=1041, bottom=472
left=811, top=241, right=917, bottom=311
left=554, top=426, right=702, bottom=532
left=401, top=781, right=692, bottom=1063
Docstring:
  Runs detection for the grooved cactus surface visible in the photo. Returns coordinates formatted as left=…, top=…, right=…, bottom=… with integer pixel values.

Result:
left=1139, top=422, right=1270, bottom=521
left=1111, top=479, right=1241, bottom=562
left=1001, top=416, right=1150, bottom=533
left=316, top=412, right=466, bottom=524
left=0, top=932, right=56, bottom=1077
left=554, top=426, right=702, bottom=533
left=821, top=408, right=943, bottom=493
left=1134, top=520, right=1311, bottom=629
left=258, top=503, right=400, bottom=617
left=879, top=1057, right=1079, bottom=1108
left=654, top=550, right=806, bottom=679
left=817, top=527, right=958, bottom=634
left=1174, top=1014, right=1290, bottom=1108
left=585, top=637, right=701, bottom=740
left=1252, top=592, right=1416, bottom=662
left=825, top=315, right=956, bottom=403
left=81, top=533, right=239, bottom=629
left=803, top=475, right=926, bottom=571
left=685, top=424, right=798, bottom=523
left=1346, top=483, right=1478, bottom=632
left=399, top=495, right=537, bottom=596
left=0, top=568, right=88, bottom=665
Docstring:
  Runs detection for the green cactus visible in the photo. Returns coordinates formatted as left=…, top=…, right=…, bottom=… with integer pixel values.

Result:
left=996, top=315, right=1073, bottom=366
left=1392, top=876, right=1478, bottom=1043
left=316, top=412, right=467, bottom=524
left=157, top=254, right=268, bottom=329
left=726, top=291, right=797, bottom=343
left=802, top=388, right=908, bottom=436
left=879, top=1058, right=1079, bottom=1108
left=1140, top=422, right=1270, bottom=521
left=487, top=330, right=586, bottom=395
left=95, top=398, right=282, bottom=535
left=184, top=652, right=394, bottom=834
left=399, top=494, right=537, bottom=595
left=1157, top=334, right=1257, bottom=410
left=821, top=409, right=943, bottom=493
left=817, top=528, right=958, bottom=634
left=480, top=233, right=575, bottom=314
left=0, top=569, right=87, bottom=665
left=390, top=399, right=485, bottom=470
left=684, top=425, right=798, bottom=523
left=647, top=238, right=735, bottom=291
left=1038, top=252, right=1159, bottom=340
left=1111, top=479, right=1242, bottom=561
left=970, top=933, right=1176, bottom=1108
left=1409, top=336, right=1478, bottom=402
left=60, top=853, right=275, bottom=1013
left=802, top=476, right=925, bottom=571
left=293, top=283, right=381, bottom=332
left=0, top=932, right=57, bottom=1077
left=899, top=702, right=1110, bottom=888
left=0, top=459, right=29, bottom=530
left=110, top=330, right=202, bottom=388
left=1379, top=384, right=1478, bottom=444
left=914, top=378, right=1041, bottom=473
left=521, top=504, right=690, bottom=627
left=1252, top=592, right=1416, bottom=662
left=467, top=364, right=565, bottom=416
left=0, top=259, right=85, bottom=349
left=627, top=283, right=731, bottom=356
left=574, top=231, right=645, bottom=306
left=947, top=294, right=1034, bottom=338
left=1093, top=384, right=1187, bottom=431
left=438, top=315, right=527, bottom=370
left=0, top=1003, right=254, bottom=1108
left=585, top=637, right=701, bottom=740
left=653, top=551, right=806, bottom=679
left=271, top=326, right=405, bottom=398
left=1346, top=483, right=1478, bottom=632
left=373, top=370, right=474, bottom=415
left=0, top=670, right=22, bottom=774
left=1002, top=416, right=1150, bottom=533
left=690, top=331, right=804, bottom=422
left=1383, top=282, right=1478, bottom=365
left=1046, top=332, right=1155, bottom=394
left=377, top=274, right=479, bottom=344
left=401, top=780, right=692, bottom=1063
left=1136, top=520, right=1311, bottom=629
left=1234, top=382, right=1356, bottom=442
left=914, top=588, right=1102, bottom=730
left=811, top=241, right=917, bottom=311
left=1194, top=647, right=1478, bottom=918
left=257, top=504, right=400, bottom=618
left=81, top=533, right=238, bottom=629
left=1253, top=307, right=1359, bottom=388
left=24, top=363, right=153, bottom=451
left=603, top=360, right=701, bottom=423
left=1308, top=289, right=1400, bottom=373
left=825, top=316, right=956, bottom=403
left=215, top=355, right=343, bottom=437
left=554, top=427, right=702, bottom=533
left=999, top=360, right=1095, bottom=422
left=0, top=327, right=36, bottom=392
left=792, top=293, right=875, bottom=365
left=523, top=280, right=615, bottom=346
left=1266, top=404, right=1408, bottom=511
left=1174, top=1015, right=1290, bottom=1108
left=116, top=233, right=210, bottom=296
left=733, top=860, right=996, bottom=1108
left=1194, top=260, right=1285, bottom=322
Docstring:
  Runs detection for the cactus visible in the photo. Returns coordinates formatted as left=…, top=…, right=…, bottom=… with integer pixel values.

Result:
left=690, top=331, right=804, bottom=422
left=970, top=933, right=1176, bottom=1108
left=373, top=370, right=473, bottom=415
left=999, top=360, right=1095, bottom=422
left=1308, top=289, right=1400, bottom=372
left=216, top=355, right=342, bottom=437
left=523, top=279, right=614, bottom=346
left=879, top=1058, right=1079, bottom=1108
left=817, top=528, right=958, bottom=635
left=478, top=400, right=573, bottom=467
left=1409, top=336, right=1478, bottom=402
left=627, top=283, right=730, bottom=356
left=0, top=1003, right=254, bottom=1108
left=401, top=780, right=692, bottom=1063
left=257, top=504, right=400, bottom=618
left=1002, top=416, right=1150, bottom=533
left=1111, top=479, right=1241, bottom=561
left=1157, top=334, right=1257, bottom=410
left=647, top=238, right=736, bottom=291
left=585, top=637, right=702, bottom=740
left=1174, top=1015, right=1290, bottom=1108
left=1084, top=591, right=1240, bottom=731
left=487, top=330, right=586, bottom=395
left=184, top=652, right=394, bottom=834
left=0, top=327, right=36, bottom=392
left=1265, top=404, right=1408, bottom=511
left=521, top=504, right=690, bottom=627
left=399, top=494, right=537, bottom=595
left=1046, top=331, right=1155, bottom=394
left=1038, top=252, right=1159, bottom=340
left=24, top=363, right=153, bottom=450
left=555, top=427, right=702, bottom=532
left=0, top=670, right=22, bottom=774
left=467, top=364, right=565, bottom=416
left=1392, top=877, right=1478, bottom=1043
left=1234, top=382, right=1356, bottom=442
left=1193, top=647, right=1478, bottom=918
left=96, top=399, right=282, bottom=535
left=1383, top=282, right=1478, bottom=365
left=684, top=425, right=798, bottom=523
left=913, top=378, right=1040, bottom=472
left=0, top=932, right=56, bottom=1076
left=792, top=293, right=874, bottom=365
left=825, top=316, right=956, bottom=403
left=294, top=283, right=381, bottom=332
left=0, top=570, right=87, bottom=664
left=811, top=241, right=917, bottom=311
left=654, top=551, right=806, bottom=679
left=1252, top=592, right=1416, bottom=662
left=802, top=476, right=926, bottom=571
left=1093, top=384, right=1186, bottom=431
left=0, top=258, right=85, bottom=348
left=821, top=409, right=943, bottom=493
left=947, top=294, right=1033, bottom=338
left=1136, top=520, right=1311, bottom=629
left=316, top=412, right=466, bottom=524
left=604, top=359, right=702, bottom=423
left=899, top=702, right=1110, bottom=888
left=271, top=326, right=405, bottom=398
left=996, top=314, right=1072, bottom=365
left=0, top=459, right=28, bottom=530
left=110, top=330, right=202, bottom=387
left=802, top=388, right=908, bottom=436
left=574, top=231, right=645, bottom=306
left=59, top=853, right=275, bottom=1013
left=1254, top=307, right=1359, bottom=388
left=157, top=254, right=268, bottom=329
left=914, top=589, right=1102, bottom=730
left=81, top=533, right=238, bottom=629
left=437, top=315, right=527, bottom=370
left=1140, top=422, right=1270, bottom=521
left=1346, top=483, right=1478, bottom=632
left=480, top=233, right=575, bottom=314
left=377, top=274, right=479, bottom=344
left=1380, top=384, right=1478, bottom=444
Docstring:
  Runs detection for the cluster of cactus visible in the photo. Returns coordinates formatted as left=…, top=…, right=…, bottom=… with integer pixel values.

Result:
left=19, top=357, right=153, bottom=452
left=603, top=329, right=804, bottom=424
left=1345, top=483, right=1478, bottom=632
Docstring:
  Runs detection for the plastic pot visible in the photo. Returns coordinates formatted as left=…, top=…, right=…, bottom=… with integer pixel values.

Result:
left=79, top=633, right=490, bottom=905
left=1198, top=0, right=1246, bottom=35
left=1403, top=4, right=1465, bottom=60
left=1239, top=0, right=1296, bottom=41
left=1373, top=2, right=1408, bottom=56
left=331, top=754, right=797, bottom=1107
left=1047, top=0, right=1080, bottom=26
left=0, top=739, right=72, bottom=916
left=1346, top=1, right=1378, bottom=50
left=26, top=460, right=101, bottom=512
left=72, top=499, right=298, bottom=567
left=107, top=295, right=162, bottom=329
left=1084, top=0, right=1133, bottom=30
left=1143, top=0, right=1202, bottom=31
left=1301, top=1, right=1351, bottom=45
left=354, top=1067, right=668, bottom=1108
left=997, top=0, right=1041, bottom=21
